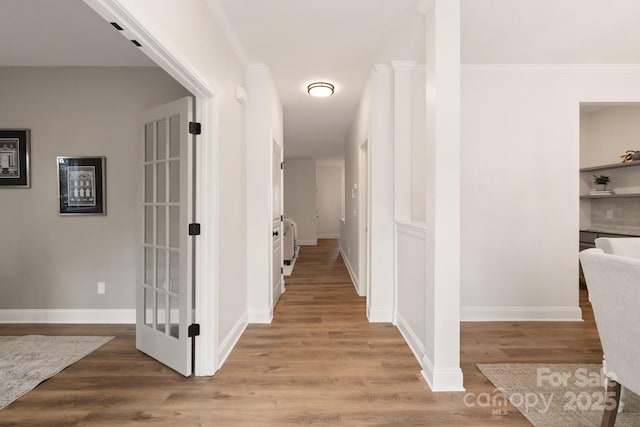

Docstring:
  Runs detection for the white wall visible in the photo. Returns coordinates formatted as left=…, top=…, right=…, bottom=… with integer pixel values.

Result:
left=581, top=105, right=640, bottom=167
left=411, top=66, right=427, bottom=223
left=246, top=64, right=284, bottom=323
left=0, top=67, right=189, bottom=316
left=283, top=158, right=317, bottom=245
left=461, top=65, right=640, bottom=321
left=341, top=78, right=372, bottom=296
left=316, top=158, right=344, bottom=238
left=87, top=0, right=251, bottom=371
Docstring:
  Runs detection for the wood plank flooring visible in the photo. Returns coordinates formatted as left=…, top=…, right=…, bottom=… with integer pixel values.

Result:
left=0, top=239, right=602, bottom=426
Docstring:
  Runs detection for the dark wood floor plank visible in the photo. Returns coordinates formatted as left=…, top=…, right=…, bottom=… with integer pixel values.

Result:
left=0, top=239, right=600, bottom=426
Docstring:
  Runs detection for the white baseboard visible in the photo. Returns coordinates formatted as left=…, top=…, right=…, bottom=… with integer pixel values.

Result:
left=297, top=239, right=317, bottom=246
left=367, top=306, right=392, bottom=323
left=421, top=359, right=466, bottom=392
left=317, top=234, right=340, bottom=239
left=339, top=245, right=361, bottom=295
left=396, top=313, right=425, bottom=365
left=217, top=312, right=248, bottom=369
left=0, top=309, right=135, bottom=324
left=461, top=306, right=583, bottom=322
left=247, top=309, right=272, bottom=324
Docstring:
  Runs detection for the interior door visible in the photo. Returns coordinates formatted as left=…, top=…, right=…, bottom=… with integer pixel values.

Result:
left=137, top=96, right=194, bottom=376
left=272, top=141, right=283, bottom=304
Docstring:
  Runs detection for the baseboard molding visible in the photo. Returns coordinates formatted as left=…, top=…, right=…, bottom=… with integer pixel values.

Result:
left=421, top=358, right=466, bottom=392
left=317, top=234, right=340, bottom=239
left=0, top=309, right=135, bottom=324
left=217, top=312, right=248, bottom=369
left=247, top=309, right=272, bottom=324
left=339, top=245, right=361, bottom=296
left=461, top=306, right=583, bottom=322
left=297, top=239, right=317, bottom=246
left=396, top=313, right=425, bottom=365
left=367, top=306, right=392, bottom=323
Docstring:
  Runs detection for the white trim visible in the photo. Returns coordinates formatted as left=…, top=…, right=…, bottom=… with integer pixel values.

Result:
left=248, top=310, right=272, bottom=324
left=396, top=221, right=427, bottom=239
left=421, top=363, right=466, bottom=392
left=339, top=244, right=361, bottom=296
left=395, top=313, right=425, bottom=365
left=461, top=306, right=583, bottom=322
left=317, top=234, right=340, bottom=239
left=84, top=0, right=219, bottom=376
left=367, top=306, right=392, bottom=323
left=217, top=312, right=248, bottom=367
left=462, top=64, right=640, bottom=74
left=0, top=309, right=135, bottom=324
left=204, top=0, right=250, bottom=67
left=297, top=239, right=318, bottom=246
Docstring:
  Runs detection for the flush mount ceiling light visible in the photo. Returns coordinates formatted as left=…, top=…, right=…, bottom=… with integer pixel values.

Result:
left=307, top=82, right=335, bottom=97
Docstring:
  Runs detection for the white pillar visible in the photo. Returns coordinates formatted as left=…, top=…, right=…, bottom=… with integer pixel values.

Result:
left=421, top=0, right=464, bottom=392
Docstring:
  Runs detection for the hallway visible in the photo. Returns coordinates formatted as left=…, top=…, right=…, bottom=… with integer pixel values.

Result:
left=0, top=239, right=602, bottom=426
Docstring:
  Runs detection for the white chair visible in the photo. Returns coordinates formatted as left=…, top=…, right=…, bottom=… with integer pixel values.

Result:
left=579, top=248, right=640, bottom=426
left=283, top=218, right=297, bottom=264
left=595, top=237, right=640, bottom=260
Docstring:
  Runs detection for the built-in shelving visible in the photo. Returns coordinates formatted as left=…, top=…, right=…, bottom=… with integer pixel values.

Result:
left=580, top=193, right=640, bottom=199
left=580, top=160, right=640, bottom=172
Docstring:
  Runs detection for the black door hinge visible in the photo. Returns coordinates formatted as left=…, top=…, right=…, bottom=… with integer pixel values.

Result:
left=188, top=223, right=201, bottom=236
left=189, top=122, right=202, bottom=135
left=280, top=215, right=284, bottom=221
left=281, top=267, right=283, bottom=274
left=188, top=323, right=200, bottom=337
left=280, top=162, right=284, bottom=170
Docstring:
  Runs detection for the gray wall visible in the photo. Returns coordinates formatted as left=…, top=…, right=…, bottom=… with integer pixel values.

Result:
left=283, top=158, right=317, bottom=244
left=0, top=67, right=190, bottom=309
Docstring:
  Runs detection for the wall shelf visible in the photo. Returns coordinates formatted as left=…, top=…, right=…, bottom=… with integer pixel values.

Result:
left=580, top=193, right=640, bottom=199
left=580, top=161, right=640, bottom=172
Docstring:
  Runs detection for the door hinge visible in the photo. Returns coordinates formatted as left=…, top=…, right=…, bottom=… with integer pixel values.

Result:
left=189, top=122, right=202, bottom=135
left=188, top=323, right=200, bottom=337
left=188, top=223, right=201, bottom=236
left=280, top=215, right=284, bottom=222
left=281, top=267, right=283, bottom=274
left=280, top=161, right=284, bottom=170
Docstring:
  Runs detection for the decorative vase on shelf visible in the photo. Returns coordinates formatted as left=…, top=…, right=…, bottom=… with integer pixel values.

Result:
left=596, top=184, right=607, bottom=191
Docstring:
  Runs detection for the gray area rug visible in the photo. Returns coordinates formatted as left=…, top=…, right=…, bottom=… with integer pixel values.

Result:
left=0, top=335, right=114, bottom=410
left=477, top=363, right=640, bottom=427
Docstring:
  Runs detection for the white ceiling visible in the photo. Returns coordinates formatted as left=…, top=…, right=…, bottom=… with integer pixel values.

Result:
left=2, top=0, right=640, bottom=159
left=0, top=0, right=153, bottom=66
left=217, top=0, right=425, bottom=159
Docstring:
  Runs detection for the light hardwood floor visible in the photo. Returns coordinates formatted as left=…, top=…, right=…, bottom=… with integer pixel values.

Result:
left=0, top=239, right=602, bottom=426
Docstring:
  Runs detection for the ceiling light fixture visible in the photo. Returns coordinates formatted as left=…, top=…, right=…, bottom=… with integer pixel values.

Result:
left=307, top=82, right=334, bottom=97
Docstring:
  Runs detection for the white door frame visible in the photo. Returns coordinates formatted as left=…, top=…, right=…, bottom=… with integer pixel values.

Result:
left=85, top=0, right=219, bottom=376
left=359, top=138, right=370, bottom=300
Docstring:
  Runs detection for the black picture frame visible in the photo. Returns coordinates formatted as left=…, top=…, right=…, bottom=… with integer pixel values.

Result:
left=57, top=156, right=106, bottom=215
left=0, top=129, right=30, bottom=188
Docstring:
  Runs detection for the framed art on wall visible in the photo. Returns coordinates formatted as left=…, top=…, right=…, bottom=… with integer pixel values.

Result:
left=0, top=129, right=30, bottom=188
left=57, top=156, right=106, bottom=215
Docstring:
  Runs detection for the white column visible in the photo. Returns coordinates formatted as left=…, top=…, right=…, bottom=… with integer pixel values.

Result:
left=246, top=64, right=273, bottom=323
left=367, top=65, right=395, bottom=322
left=392, top=61, right=417, bottom=223
left=421, top=0, right=464, bottom=392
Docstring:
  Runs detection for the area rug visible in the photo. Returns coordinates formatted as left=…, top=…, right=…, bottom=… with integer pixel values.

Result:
left=0, top=335, right=114, bottom=410
left=477, top=363, right=640, bottom=426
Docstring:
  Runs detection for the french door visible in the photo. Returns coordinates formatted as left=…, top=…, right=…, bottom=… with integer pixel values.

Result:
left=137, top=97, right=194, bottom=376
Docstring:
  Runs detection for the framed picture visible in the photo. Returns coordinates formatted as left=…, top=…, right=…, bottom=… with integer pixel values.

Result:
left=0, top=129, right=30, bottom=188
left=57, top=156, right=106, bottom=215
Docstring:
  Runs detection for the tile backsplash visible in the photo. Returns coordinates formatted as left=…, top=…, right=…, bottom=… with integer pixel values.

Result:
left=590, top=198, right=640, bottom=230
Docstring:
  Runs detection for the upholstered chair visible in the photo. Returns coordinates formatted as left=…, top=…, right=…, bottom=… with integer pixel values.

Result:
left=579, top=248, right=640, bottom=426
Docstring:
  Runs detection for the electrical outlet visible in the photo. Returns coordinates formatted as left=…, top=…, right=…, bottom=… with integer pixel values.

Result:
left=97, top=282, right=106, bottom=294
left=606, top=210, right=613, bottom=220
